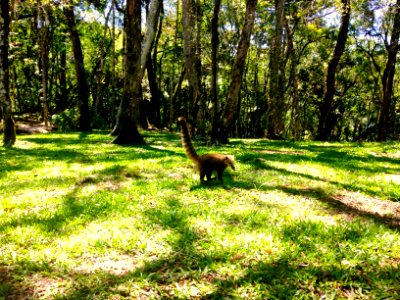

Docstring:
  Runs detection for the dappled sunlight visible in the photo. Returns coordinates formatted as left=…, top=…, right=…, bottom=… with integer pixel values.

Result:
left=73, top=253, right=140, bottom=276
left=1, top=133, right=400, bottom=299
left=330, top=190, right=400, bottom=221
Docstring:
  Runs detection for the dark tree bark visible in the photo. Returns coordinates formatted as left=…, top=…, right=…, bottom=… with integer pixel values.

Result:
left=316, top=0, right=351, bottom=141
left=267, top=0, right=285, bottom=139
left=112, top=0, right=161, bottom=144
left=112, top=0, right=144, bottom=144
left=169, top=67, right=186, bottom=130
left=220, top=0, right=258, bottom=143
left=210, top=0, right=222, bottom=143
left=284, top=13, right=300, bottom=140
left=64, top=2, right=91, bottom=132
left=378, top=0, right=400, bottom=141
left=1, top=0, right=16, bottom=147
left=146, top=0, right=163, bottom=128
left=182, top=0, right=202, bottom=125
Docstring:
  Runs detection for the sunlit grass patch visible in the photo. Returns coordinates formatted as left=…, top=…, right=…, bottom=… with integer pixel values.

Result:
left=1, top=132, right=399, bottom=299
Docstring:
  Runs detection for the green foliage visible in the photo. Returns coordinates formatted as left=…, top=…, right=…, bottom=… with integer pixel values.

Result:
left=51, top=108, right=80, bottom=131
left=1, top=132, right=399, bottom=299
left=5, top=0, right=400, bottom=143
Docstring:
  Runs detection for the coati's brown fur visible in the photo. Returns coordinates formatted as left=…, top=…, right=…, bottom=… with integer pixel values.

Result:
left=178, top=117, right=234, bottom=182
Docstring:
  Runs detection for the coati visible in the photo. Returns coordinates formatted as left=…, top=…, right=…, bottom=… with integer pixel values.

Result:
left=178, top=116, right=235, bottom=182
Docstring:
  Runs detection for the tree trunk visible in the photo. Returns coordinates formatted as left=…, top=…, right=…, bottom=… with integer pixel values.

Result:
left=169, top=67, right=186, bottom=130
left=64, top=2, right=91, bottom=132
left=112, top=0, right=144, bottom=144
left=316, top=0, right=351, bottom=141
left=146, top=0, right=163, bottom=128
left=112, top=0, right=161, bottom=144
left=38, top=3, right=51, bottom=126
left=220, top=0, right=258, bottom=143
left=267, top=0, right=285, bottom=139
left=210, top=0, right=221, bottom=143
left=182, top=0, right=202, bottom=125
left=284, top=15, right=300, bottom=140
left=0, top=0, right=16, bottom=147
left=378, top=0, right=400, bottom=141
left=58, top=48, right=68, bottom=111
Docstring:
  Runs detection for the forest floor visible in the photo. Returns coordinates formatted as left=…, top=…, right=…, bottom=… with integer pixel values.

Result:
left=1, top=131, right=400, bottom=299
left=0, top=117, right=54, bottom=134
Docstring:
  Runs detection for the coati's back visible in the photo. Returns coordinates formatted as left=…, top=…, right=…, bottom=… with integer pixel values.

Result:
left=178, top=117, right=235, bottom=182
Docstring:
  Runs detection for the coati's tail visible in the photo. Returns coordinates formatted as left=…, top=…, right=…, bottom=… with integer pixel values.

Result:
left=178, top=117, right=199, bottom=162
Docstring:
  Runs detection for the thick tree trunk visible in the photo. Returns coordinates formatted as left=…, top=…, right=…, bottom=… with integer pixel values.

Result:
left=112, top=0, right=144, bottom=145
left=182, top=0, right=202, bottom=125
left=0, top=0, right=16, bottom=147
left=220, top=0, right=258, bottom=143
left=210, top=0, right=221, bottom=143
left=64, top=2, right=91, bottom=132
left=316, top=0, right=351, bottom=141
left=112, top=0, right=161, bottom=144
left=378, top=0, right=400, bottom=141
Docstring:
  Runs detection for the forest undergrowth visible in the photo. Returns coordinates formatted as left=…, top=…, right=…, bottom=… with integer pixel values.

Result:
left=1, top=131, right=399, bottom=299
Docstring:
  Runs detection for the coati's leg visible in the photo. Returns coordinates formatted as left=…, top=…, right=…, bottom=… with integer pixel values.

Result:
left=199, top=168, right=206, bottom=182
left=205, top=169, right=213, bottom=181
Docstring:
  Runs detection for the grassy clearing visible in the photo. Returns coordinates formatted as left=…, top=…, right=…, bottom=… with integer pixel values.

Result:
left=1, top=131, right=399, bottom=299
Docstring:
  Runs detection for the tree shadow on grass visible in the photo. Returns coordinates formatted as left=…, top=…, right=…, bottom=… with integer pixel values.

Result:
left=278, top=186, right=400, bottom=231
left=0, top=164, right=136, bottom=235
left=2, top=195, right=399, bottom=299
left=1, top=138, right=182, bottom=177
left=237, top=140, right=400, bottom=175
left=238, top=155, right=399, bottom=201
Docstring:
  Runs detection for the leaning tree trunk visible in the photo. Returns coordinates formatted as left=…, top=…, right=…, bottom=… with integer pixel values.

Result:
left=64, top=2, right=91, bottom=132
left=316, top=0, right=351, bottom=141
left=378, top=0, right=400, bottom=141
left=146, top=0, right=163, bottom=128
left=220, top=0, right=258, bottom=143
left=0, top=0, right=16, bottom=147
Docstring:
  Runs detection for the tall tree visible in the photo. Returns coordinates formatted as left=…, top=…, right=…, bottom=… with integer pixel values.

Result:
left=146, top=0, right=163, bottom=128
left=316, top=0, right=351, bottom=141
left=64, top=1, right=91, bottom=132
left=182, top=0, right=202, bottom=125
left=112, top=0, right=161, bottom=144
left=267, top=0, right=285, bottom=139
left=378, top=0, right=400, bottom=141
left=1, top=0, right=16, bottom=147
left=112, top=0, right=144, bottom=144
left=220, top=0, right=258, bottom=143
left=38, top=2, right=51, bottom=126
left=210, top=0, right=222, bottom=143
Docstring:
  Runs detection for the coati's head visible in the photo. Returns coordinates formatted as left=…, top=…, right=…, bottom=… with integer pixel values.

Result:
left=224, top=155, right=235, bottom=170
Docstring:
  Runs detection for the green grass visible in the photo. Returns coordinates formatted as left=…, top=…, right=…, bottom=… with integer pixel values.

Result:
left=1, top=131, right=399, bottom=299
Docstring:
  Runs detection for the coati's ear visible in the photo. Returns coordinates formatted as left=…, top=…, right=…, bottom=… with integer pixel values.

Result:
left=224, top=155, right=235, bottom=170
